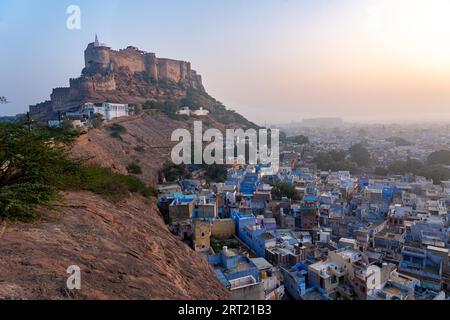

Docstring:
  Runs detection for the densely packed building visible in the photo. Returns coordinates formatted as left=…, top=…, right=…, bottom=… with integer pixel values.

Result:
left=156, top=126, right=449, bottom=300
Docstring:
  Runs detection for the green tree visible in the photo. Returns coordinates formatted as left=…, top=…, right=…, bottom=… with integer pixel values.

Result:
left=374, top=167, right=389, bottom=176
left=386, top=158, right=450, bottom=184
left=387, top=137, right=412, bottom=146
left=428, top=150, right=450, bottom=165
left=161, top=162, right=191, bottom=182
left=405, top=159, right=424, bottom=173
left=349, top=143, right=371, bottom=167
left=329, top=150, right=347, bottom=162
left=286, top=135, right=309, bottom=145
left=419, top=165, right=450, bottom=184
left=271, top=183, right=302, bottom=201
left=204, top=164, right=227, bottom=182
left=0, top=122, right=155, bottom=221
left=127, top=162, right=143, bottom=175
left=110, top=123, right=127, bottom=139
left=388, top=160, right=407, bottom=175
left=313, top=150, right=358, bottom=173
left=0, top=123, right=77, bottom=220
left=91, top=113, right=104, bottom=128
left=388, top=159, right=424, bottom=175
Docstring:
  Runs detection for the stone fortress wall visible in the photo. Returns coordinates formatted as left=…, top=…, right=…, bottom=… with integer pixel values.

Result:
left=84, top=42, right=203, bottom=87
left=30, top=37, right=205, bottom=122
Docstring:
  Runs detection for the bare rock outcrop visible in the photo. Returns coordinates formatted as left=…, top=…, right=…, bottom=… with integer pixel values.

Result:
left=0, top=191, right=230, bottom=300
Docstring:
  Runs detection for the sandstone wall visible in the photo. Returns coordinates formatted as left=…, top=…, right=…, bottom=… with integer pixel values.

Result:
left=110, top=48, right=147, bottom=73
left=144, top=53, right=158, bottom=79
left=92, top=75, right=116, bottom=92
left=211, top=219, right=235, bottom=239
left=84, top=44, right=201, bottom=87
left=84, top=43, right=111, bottom=69
left=29, top=100, right=54, bottom=122
left=50, top=88, right=71, bottom=112
left=158, top=58, right=182, bottom=83
left=31, top=42, right=206, bottom=122
left=70, top=75, right=116, bottom=94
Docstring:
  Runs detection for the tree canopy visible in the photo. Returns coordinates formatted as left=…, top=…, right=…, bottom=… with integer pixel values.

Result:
left=349, top=143, right=371, bottom=167
left=0, top=123, right=154, bottom=221
left=428, top=150, right=450, bottom=166
left=204, top=164, right=228, bottom=183
left=384, top=157, right=450, bottom=184
left=161, top=162, right=192, bottom=182
left=285, top=135, right=309, bottom=145
left=313, top=150, right=358, bottom=173
left=387, top=137, right=412, bottom=146
left=271, top=183, right=302, bottom=201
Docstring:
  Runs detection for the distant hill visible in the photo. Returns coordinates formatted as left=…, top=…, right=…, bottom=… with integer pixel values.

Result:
left=0, top=114, right=26, bottom=123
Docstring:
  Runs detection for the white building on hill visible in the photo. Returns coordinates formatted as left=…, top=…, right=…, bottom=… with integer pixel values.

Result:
left=192, top=107, right=209, bottom=116
left=177, top=106, right=191, bottom=116
left=177, top=106, right=209, bottom=117
left=83, top=102, right=129, bottom=121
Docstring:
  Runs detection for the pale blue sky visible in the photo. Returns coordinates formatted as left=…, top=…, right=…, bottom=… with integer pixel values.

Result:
left=1, top=0, right=450, bottom=123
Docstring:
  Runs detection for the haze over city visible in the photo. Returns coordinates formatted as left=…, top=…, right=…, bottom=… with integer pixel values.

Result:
left=2, top=0, right=450, bottom=306
left=1, top=0, right=450, bottom=124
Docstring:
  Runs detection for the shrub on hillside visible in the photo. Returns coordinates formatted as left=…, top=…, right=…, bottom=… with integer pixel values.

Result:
left=161, top=162, right=191, bottom=182
left=110, top=123, right=127, bottom=139
left=127, top=162, right=143, bottom=175
left=0, top=122, right=155, bottom=221
left=91, top=113, right=104, bottom=128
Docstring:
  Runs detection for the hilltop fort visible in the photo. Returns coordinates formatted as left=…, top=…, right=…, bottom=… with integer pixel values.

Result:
left=30, top=35, right=204, bottom=122
left=83, top=35, right=203, bottom=88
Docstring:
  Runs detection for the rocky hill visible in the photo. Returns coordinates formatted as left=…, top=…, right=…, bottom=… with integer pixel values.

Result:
left=0, top=110, right=239, bottom=300
left=1, top=39, right=261, bottom=300
left=29, top=37, right=258, bottom=130
left=71, top=110, right=251, bottom=186
left=0, top=191, right=230, bottom=300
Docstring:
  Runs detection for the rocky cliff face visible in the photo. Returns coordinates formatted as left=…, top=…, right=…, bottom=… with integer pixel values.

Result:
left=0, top=191, right=230, bottom=300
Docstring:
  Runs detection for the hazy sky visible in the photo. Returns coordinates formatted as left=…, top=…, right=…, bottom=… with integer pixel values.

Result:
left=1, top=0, right=450, bottom=124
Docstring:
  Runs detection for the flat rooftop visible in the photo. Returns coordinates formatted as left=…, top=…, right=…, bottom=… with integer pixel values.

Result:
left=336, top=249, right=362, bottom=262
left=250, top=258, right=273, bottom=271
left=229, top=275, right=258, bottom=291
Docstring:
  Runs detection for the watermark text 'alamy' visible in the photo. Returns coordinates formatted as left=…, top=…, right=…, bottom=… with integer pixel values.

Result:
left=171, top=121, right=279, bottom=171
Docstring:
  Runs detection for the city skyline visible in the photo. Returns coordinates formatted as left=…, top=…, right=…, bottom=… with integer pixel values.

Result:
left=1, top=0, right=450, bottom=124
